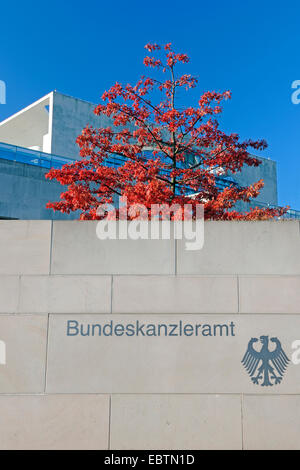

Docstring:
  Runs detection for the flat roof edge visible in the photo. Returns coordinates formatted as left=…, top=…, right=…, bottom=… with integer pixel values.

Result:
left=0, top=92, right=53, bottom=127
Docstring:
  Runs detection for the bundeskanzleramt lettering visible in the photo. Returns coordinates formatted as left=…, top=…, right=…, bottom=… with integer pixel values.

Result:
left=67, top=320, right=236, bottom=337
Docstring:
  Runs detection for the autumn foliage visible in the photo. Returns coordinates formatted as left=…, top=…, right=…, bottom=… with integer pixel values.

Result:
left=46, top=43, right=286, bottom=220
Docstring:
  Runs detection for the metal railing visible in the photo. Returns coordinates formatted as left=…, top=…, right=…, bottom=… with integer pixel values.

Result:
left=0, top=142, right=75, bottom=169
left=247, top=200, right=300, bottom=219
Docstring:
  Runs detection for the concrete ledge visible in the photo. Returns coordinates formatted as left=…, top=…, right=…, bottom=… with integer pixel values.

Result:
left=0, top=220, right=298, bottom=276
left=0, top=394, right=109, bottom=450
left=243, top=395, right=300, bottom=450
left=110, top=394, right=242, bottom=450
left=0, top=315, right=47, bottom=393
left=0, top=220, right=52, bottom=275
left=177, top=221, right=300, bottom=275
left=19, top=275, right=112, bottom=314
left=239, top=276, right=300, bottom=313
left=51, top=221, right=175, bottom=275
left=112, top=276, right=238, bottom=313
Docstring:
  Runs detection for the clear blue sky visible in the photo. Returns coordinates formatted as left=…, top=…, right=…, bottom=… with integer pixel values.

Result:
left=1, top=0, right=299, bottom=208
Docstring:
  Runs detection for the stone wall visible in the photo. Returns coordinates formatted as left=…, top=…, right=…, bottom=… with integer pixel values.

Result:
left=0, top=220, right=299, bottom=449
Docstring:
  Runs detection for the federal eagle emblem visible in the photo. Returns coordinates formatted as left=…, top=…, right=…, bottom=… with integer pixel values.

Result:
left=242, top=335, right=289, bottom=386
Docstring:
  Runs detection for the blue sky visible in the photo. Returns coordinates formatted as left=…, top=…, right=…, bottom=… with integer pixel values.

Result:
left=0, top=0, right=299, bottom=208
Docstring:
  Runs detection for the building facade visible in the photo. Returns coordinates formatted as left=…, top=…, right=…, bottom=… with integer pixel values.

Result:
left=0, top=91, right=296, bottom=220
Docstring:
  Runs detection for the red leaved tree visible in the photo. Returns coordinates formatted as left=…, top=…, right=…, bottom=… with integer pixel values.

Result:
left=46, top=43, right=286, bottom=220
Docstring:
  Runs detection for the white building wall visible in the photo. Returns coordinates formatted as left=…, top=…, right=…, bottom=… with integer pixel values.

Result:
left=0, top=93, right=52, bottom=151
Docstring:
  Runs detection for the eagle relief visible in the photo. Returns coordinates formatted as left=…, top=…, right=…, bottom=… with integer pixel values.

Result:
left=242, top=335, right=290, bottom=386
